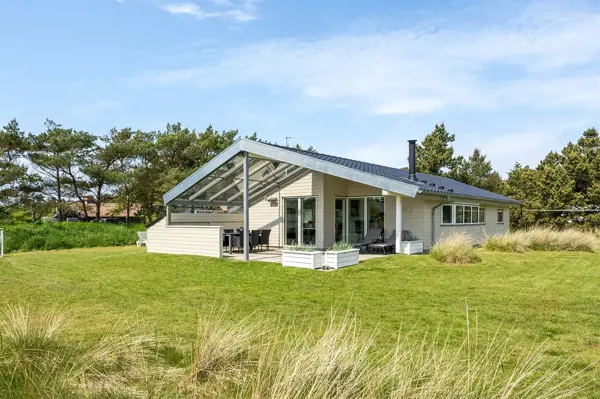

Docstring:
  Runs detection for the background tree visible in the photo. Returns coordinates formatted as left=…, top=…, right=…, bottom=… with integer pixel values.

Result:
left=0, top=119, right=29, bottom=219
left=449, top=148, right=504, bottom=193
left=415, top=123, right=459, bottom=175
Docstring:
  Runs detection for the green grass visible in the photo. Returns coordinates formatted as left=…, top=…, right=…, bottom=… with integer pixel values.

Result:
left=0, top=223, right=145, bottom=253
left=1, top=246, right=599, bottom=394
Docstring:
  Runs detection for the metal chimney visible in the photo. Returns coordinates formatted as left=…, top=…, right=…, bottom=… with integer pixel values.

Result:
left=408, top=140, right=417, bottom=181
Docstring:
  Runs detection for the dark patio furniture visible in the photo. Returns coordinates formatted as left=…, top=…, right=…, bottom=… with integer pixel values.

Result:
left=353, top=228, right=383, bottom=254
left=223, top=229, right=233, bottom=248
left=369, top=230, right=396, bottom=254
left=259, top=229, right=271, bottom=251
left=250, top=230, right=260, bottom=252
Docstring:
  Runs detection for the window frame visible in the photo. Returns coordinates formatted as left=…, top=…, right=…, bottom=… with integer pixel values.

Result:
left=497, top=208, right=504, bottom=224
left=441, top=204, right=454, bottom=225
left=441, top=204, right=486, bottom=226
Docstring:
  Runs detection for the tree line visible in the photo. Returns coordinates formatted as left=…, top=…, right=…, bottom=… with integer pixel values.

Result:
left=0, top=119, right=254, bottom=223
left=1, top=118, right=599, bottom=228
left=415, top=123, right=600, bottom=228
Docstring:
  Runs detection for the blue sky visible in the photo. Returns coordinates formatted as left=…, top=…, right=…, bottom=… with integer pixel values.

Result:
left=1, top=0, right=599, bottom=175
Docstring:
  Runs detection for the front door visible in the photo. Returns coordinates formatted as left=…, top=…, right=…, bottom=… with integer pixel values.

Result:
left=284, top=197, right=317, bottom=246
left=334, top=198, right=346, bottom=243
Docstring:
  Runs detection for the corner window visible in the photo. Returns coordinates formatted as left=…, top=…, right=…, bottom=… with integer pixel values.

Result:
left=442, top=204, right=485, bottom=225
left=442, top=205, right=453, bottom=224
left=497, top=209, right=504, bottom=223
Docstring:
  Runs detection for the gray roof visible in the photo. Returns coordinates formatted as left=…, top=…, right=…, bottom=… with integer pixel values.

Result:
left=260, top=142, right=520, bottom=205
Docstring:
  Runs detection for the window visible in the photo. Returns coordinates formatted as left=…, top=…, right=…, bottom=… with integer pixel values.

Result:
left=464, top=206, right=472, bottom=223
left=456, top=206, right=464, bottom=224
left=442, top=204, right=485, bottom=225
left=497, top=209, right=504, bottom=223
left=442, top=205, right=453, bottom=224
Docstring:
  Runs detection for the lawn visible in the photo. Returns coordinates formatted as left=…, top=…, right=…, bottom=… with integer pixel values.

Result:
left=1, top=246, right=600, bottom=393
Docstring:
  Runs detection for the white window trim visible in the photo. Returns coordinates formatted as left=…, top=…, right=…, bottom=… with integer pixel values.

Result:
left=441, top=204, right=486, bottom=226
left=497, top=208, right=505, bottom=224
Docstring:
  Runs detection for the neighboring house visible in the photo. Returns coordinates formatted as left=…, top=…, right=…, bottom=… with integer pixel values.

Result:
left=147, top=139, right=520, bottom=258
left=49, top=198, right=141, bottom=222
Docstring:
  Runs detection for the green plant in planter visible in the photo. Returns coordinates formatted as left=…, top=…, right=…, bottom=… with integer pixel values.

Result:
left=406, top=234, right=419, bottom=242
left=284, top=242, right=317, bottom=252
left=328, top=241, right=354, bottom=251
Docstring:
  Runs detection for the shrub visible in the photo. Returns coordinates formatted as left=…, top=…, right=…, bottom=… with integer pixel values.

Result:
left=0, top=222, right=145, bottom=253
left=484, top=228, right=597, bottom=253
left=430, top=232, right=481, bottom=264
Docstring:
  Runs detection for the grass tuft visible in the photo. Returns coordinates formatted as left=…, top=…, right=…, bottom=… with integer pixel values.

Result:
left=430, top=232, right=482, bottom=264
left=484, top=228, right=598, bottom=253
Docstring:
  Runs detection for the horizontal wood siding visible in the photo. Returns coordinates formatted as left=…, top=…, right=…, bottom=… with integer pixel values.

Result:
left=434, top=204, right=511, bottom=245
left=147, top=219, right=223, bottom=257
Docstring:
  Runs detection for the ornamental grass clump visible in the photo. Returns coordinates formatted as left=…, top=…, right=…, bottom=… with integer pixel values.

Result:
left=430, top=232, right=481, bottom=264
left=0, top=304, right=591, bottom=398
left=484, top=228, right=597, bottom=253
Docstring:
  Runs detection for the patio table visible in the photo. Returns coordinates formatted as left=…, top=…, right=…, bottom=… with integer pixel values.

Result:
left=224, top=231, right=256, bottom=254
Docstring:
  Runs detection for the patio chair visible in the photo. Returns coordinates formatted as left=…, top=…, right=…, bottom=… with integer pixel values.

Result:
left=250, top=230, right=260, bottom=252
left=353, top=228, right=383, bottom=254
left=369, top=230, right=396, bottom=254
left=136, top=231, right=147, bottom=247
left=223, top=229, right=233, bottom=248
left=231, top=233, right=244, bottom=253
left=259, top=229, right=271, bottom=251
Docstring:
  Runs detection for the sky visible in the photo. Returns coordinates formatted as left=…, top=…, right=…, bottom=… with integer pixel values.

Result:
left=1, top=0, right=600, bottom=175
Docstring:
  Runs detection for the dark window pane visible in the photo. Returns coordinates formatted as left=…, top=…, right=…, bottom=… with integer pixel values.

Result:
left=479, top=208, right=485, bottom=223
left=442, top=205, right=453, bottom=224
left=464, top=206, right=472, bottom=223
left=497, top=209, right=504, bottom=223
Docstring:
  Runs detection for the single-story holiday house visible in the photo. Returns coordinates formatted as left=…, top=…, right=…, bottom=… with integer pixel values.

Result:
left=146, top=139, right=520, bottom=260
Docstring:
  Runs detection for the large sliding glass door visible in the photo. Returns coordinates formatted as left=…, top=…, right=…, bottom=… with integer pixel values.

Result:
left=341, top=196, right=385, bottom=244
left=284, top=197, right=317, bottom=246
left=334, top=198, right=346, bottom=243
left=302, top=197, right=316, bottom=245
left=284, top=198, right=298, bottom=245
left=348, top=198, right=365, bottom=244
left=367, top=197, right=385, bottom=236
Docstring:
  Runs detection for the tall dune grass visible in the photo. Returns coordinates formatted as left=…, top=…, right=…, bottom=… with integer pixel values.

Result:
left=1, top=222, right=145, bottom=253
left=0, top=304, right=592, bottom=398
left=430, top=232, right=482, bottom=264
left=484, top=228, right=598, bottom=253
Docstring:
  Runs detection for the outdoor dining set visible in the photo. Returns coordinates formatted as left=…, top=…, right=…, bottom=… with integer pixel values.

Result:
left=223, top=229, right=271, bottom=254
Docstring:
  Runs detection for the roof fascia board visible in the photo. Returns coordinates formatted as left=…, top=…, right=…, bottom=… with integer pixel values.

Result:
left=239, top=140, right=419, bottom=198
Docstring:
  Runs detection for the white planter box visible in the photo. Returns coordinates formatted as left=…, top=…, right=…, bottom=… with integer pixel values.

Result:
left=400, top=240, right=424, bottom=255
left=282, top=251, right=323, bottom=269
left=324, top=248, right=360, bottom=269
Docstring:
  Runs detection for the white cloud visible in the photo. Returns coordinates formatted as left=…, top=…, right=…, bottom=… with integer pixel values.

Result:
left=161, top=0, right=258, bottom=22
left=143, top=1, right=600, bottom=114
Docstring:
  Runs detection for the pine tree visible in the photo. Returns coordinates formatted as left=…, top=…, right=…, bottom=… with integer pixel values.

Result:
left=415, top=123, right=458, bottom=175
